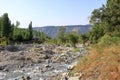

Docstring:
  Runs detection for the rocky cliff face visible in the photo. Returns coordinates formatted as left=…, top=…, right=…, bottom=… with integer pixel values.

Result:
left=33, top=25, right=92, bottom=37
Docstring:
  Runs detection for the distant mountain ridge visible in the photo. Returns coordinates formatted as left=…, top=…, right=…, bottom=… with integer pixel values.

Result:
left=33, top=25, right=92, bottom=37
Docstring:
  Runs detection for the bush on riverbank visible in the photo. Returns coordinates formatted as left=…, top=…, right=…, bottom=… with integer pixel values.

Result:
left=0, top=37, right=8, bottom=46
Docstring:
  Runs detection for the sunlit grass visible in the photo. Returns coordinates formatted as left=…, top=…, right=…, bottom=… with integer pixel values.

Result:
left=71, top=45, right=120, bottom=80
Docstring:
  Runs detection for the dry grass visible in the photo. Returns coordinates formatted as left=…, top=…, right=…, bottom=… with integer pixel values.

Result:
left=71, top=45, right=120, bottom=80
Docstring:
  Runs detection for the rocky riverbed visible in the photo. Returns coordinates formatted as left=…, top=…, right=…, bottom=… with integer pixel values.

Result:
left=0, top=44, right=87, bottom=80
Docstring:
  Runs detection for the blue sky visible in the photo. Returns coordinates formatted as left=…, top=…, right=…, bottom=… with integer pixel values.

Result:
left=0, top=0, right=106, bottom=28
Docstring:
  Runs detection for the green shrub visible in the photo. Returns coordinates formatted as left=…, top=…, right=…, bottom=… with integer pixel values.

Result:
left=98, top=35, right=120, bottom=47
left=0, top=37, right=8, bottom=46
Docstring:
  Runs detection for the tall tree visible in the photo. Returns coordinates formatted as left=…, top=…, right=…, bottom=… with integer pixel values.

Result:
left=57, top=26, right=65, bottom=42
left=0, top=17, right=2, bottom=37
left=9, top=23, right=14, bottom=40
left=1, top=13, right=11, bottom=38
left=28, top=21, right=33, bottom=40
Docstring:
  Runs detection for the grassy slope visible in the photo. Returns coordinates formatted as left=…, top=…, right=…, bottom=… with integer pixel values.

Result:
left=71, top=45, right=120, bottom=80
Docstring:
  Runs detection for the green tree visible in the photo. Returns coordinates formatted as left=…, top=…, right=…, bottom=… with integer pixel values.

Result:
left=90, top=5, right=106, bottom=24
left=28, top=21, right=33, bottom=40
left=89, top=23, right=105, bottom=43
left=12, top=21, right=20, bottom=41
left=9, top=23, right=14, bottom=40
left=57, top=26, right=65, bottom=43
left=65, top=33, right=79, bottom=47
left=0, top=17, right=2, bottom=37
left=105, top=0, right=120, bottom=32
left=80, top=33, right=89, bottom=44
left=89, top=0, right=120, bottom=43
left=1, top=13, right=11, bottom=38
left=89, top=5, right=106, bottom=43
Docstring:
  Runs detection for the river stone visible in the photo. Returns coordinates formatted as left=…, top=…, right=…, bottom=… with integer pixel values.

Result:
left=0, top=72, right=6, bottom=79
left=39, top=77, right=44, bottom=80
left=0, top=46, right=4, bottom=51
left=68, top=77, right=80, bottom=80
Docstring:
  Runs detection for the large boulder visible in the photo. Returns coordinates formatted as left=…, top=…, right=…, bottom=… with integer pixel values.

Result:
left=5, top=45, right=23, bottom=52
left=0, top=46, right=5, bottom=51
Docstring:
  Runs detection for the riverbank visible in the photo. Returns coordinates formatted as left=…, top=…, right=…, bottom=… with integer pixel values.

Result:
left=70, top=45, right=120, bottom=80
